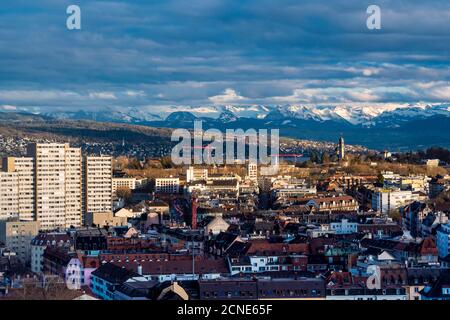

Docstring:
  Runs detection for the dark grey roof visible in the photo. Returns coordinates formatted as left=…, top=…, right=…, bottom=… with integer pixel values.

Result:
left=91, top=262, right=140, bottom=284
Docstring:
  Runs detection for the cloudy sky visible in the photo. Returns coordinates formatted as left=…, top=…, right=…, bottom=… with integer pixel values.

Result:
left=0, top=0, right=449, bottom=114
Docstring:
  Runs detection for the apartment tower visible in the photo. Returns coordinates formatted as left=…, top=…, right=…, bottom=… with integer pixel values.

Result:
left=27, top=143, right=82, bottom=230
left=2, top=157, right=35, bottom=221
left=82, top=156, right=113, bottom=219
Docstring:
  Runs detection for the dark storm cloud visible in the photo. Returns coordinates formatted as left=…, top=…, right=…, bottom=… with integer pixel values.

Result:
left=0, top=0, right=449, bottom=110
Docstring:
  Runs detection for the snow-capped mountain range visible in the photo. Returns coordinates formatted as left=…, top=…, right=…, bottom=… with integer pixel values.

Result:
left=4, top=103, right=446, bottom=128
left=1, top=103, right=450, bottom=150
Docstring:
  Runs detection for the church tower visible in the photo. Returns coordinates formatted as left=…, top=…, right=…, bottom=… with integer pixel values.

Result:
left=338, top=136, right=345, bottom=161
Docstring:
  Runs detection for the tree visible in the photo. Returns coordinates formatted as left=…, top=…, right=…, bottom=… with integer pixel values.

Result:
left=321, top=152, right=330, bottom=164
left=377, top=172, right=385, bottom=185
left=435, top=190, right=450, bottom=205
left=310, top=151, right=320, bottom=163
left=388, top=209, right=401, bottom=222
left=160, top=156, right=174, bottom=169
left=116, top=187, right=132, bottom=203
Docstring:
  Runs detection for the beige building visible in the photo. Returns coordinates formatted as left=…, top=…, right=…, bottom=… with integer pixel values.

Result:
left=186, top=166, right=208, bottom=182
left=0, top=171, right=19, bottom=220
left=112, top=176, right=136, bottom=197
left=2, top=157, right=35, bottom=221
left=0, top=219, right=40, bottom=264
left=83, top=156, right=113, bottom=217
left=155, top=177, right=180, bottom=193
left=85, top=211, right=127, bottom=228
left=0, top=144, right=117, bottom=232
left=27, top=143, right=83, bottom=230
left=65, top=147, right=83, bottom=228
left=205, top=216, right=230, bottom=235
left=148, top=200, right=170, bottom=216
left=248, top=163, right=258, bottom=181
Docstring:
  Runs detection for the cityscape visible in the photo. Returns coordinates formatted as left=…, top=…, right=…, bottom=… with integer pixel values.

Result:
left=0, top=136, right=450, bottom=301
left=0, top=0, right=449, bottom=312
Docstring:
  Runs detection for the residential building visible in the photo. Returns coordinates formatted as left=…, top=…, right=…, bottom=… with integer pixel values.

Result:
left=85, top=211, right=127, bottom=228
left=371, top=188, right=420, bottom=214
left=2, top=157, right=35, bottom=221
left=30, top=233, right=73, bottom=274
left=437, top=222, right=450, bottom=258
left=83, top=156, right=112, bottom=217
left=0, top=171, right=19, bottom=221
left=27, top=143, right=82, bottom=230
left=186, top=166, right=208, bottom=182
left=111, top=258, right=228, bottom=282
left=330, top=219, right=358, bottom=234
left=248, top=163, right=258, bottom=181
left=199, top=277, right=325, bottom=300
left=0, top=220, right=39, bottom=265
left=420, top=272, right=450, bottom=300
left=155, top=177, right=180, bottom=194
left=112, top=176, right=136, bottom=195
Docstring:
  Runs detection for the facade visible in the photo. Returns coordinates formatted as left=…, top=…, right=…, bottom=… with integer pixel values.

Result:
left=371, top=189, right=420, bottom=214
left=186, top=166, right=208, bottom=182
left=111, top=258, right=228, bottom=282
left=0, top=220, right=40, bottom=265
left=437, top=222, right=450, bottom=258
left=248, top=163, right=258, bottom=181
left=27, top=143, right=82, bottom=230
left=155, top=177, right=180, bottom=194
left=83, top=156, right=113, bottom=217
left=330, top=219, right=358, bottom=234
left=0, top=171, right=19, bottom=221
left=112, top=176, right=136, bottom=196
left=85, top=211, right=127, bottom=228
left=199, top=278, right=325, bottom=300
left=30, top=233, right=73, bottom=274
left=65, top=147, right=83, bottom=228
left=91, top=263, right=150, bottom=300
left=2, top=157, right=35, bottom=221
left=305, top=196, right=359, bottom=213
left=326, top=287, right=407, bottom=300
left=420, top=272, right=450, bottom=300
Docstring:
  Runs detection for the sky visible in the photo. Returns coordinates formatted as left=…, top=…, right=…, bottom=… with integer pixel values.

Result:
left=0, top=0, right=449, bottom=114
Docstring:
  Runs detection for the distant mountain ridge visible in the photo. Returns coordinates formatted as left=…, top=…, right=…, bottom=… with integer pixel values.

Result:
left=1, top=103, right=450, bottom=150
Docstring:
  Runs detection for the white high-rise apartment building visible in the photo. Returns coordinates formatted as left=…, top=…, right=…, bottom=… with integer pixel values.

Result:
left=2, top=157, right=35, bottom=221
left=0, top=143, right=114, bottom=230
left=65, top=147, right=82, bottom=228
left=27, top=143, right=82, bottom=230
left=83, top=156, right=112, bottom=216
